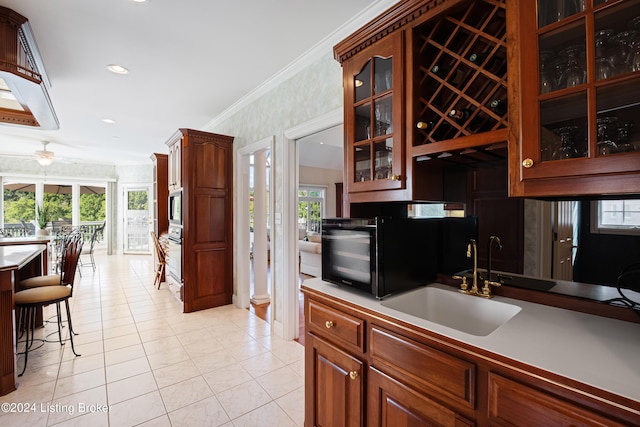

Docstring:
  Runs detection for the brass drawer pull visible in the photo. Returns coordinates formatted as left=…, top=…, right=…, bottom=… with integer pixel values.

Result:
left=349, top=371, right=358, bottom=380
left=522, top=158, right=534, bottom=168
left=325, top=320, right=334, bottom=329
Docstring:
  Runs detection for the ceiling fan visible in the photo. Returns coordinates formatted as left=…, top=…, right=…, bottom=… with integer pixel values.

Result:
left=34, top=141, right=55, bottom=166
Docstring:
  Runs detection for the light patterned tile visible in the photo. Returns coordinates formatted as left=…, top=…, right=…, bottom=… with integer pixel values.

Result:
left=45, top=385, right=108, bottom=426
left=107, top=371, right=159, bottom=405
left=104, top=343, right=146, bottom=366
left=53, top=368, right=106, bottom=399
left=256, top=366, right=304, bottom=400
left=232, top=401, right=297, bottom=427
left=240, top=352, right=286, bottom=378
left=167, top=396, right=230, bottom=427
left=202, top=363, right=253, bottom=394
left=216, top=380, right=272, bottom=420
left=108, top=391, right=166, bottom=426
left=105, top=357, right=151, bottom=383
left=152, top=360, right=200, bottom=388
left=275, top=386, right=305, bottom=426
left=158, top=376, right=213, bottom=412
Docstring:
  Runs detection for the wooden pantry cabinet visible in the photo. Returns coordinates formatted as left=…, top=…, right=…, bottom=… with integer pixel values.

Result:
left=335, top=0, right=510, bottom=213
left=508, top=0, right=640, bottom=197
left=165, top=129, right=234, bottom=313
left=302, top=287, right=640, bottom=427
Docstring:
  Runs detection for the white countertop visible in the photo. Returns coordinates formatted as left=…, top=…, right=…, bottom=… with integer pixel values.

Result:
left=302, top=278, right=640, bottom=402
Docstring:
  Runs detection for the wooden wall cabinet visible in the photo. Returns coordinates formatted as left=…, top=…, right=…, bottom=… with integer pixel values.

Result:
left=302, top=288, right=639, bottom=427
left=508, top=0, right=640, bottom=197
left=165, top=129, right=234, bottom=313
left=335, top=0, right=510, bottom=214
left=150, top=153, right=168, bottom=284
left=168, top=141, right=181, bottom=190
left=150, top=153, right=169, bottom=237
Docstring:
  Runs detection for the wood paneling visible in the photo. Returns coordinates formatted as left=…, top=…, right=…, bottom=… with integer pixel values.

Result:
left=166, top=129, right=234, bottom=313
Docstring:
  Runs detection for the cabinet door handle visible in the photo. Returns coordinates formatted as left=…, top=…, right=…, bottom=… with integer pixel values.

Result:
left=349, top=370, right=358, bottom=380
left=522, top=158, right=534, bottom=168
left=325, top=320, right=334, bottom=329
left=390, top=174, right=401, bottom=181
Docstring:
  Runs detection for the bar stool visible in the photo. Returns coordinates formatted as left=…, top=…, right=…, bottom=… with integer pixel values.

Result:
left=151, top=231, right=166, bottom=289
left=14, top=233, right=83, bottom=376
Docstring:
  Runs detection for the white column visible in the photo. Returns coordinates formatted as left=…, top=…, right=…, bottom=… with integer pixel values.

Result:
left=72, top=183, right=80, bottom=226
left=251, top=149, right=270, bottom=305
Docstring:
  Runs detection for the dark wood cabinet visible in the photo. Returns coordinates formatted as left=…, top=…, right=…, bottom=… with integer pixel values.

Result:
left=368, top=367, right=474, bottom=427
left=487, top=373, right=628, bottom=427
left=302, top=287, right=640, bottom=427
left=150, top=153, right=169, bottom=237
left=150, top=153, right=168, bottom=284
left=341, top=31, right=405, bottom=196
left=508, top=0, right=640, bottom=197
left=165, top=129, right=234, bottom=313
left=335, top=0, right=511, bottom=214
left=306, top=333, right=364, bottom=427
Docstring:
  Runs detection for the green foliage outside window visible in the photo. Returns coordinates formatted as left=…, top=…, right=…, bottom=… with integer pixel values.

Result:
left=3, top=189, right=106, bottom=224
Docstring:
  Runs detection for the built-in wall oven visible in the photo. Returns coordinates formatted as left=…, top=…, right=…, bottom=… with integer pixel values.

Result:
left=167, top=224, right=183, bottom=300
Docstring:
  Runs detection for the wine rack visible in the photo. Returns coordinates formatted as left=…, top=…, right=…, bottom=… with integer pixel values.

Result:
left=413, top=0, right=508, bottom=154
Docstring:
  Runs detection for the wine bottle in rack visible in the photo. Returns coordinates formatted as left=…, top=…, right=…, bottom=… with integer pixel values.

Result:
left=489, top=99, right=507, bottom=116
left=448, top=108, right=470, bottom=122
left=416, top=121, right=435, bottom=131
left=469, top=50, right=506, bottom=76
left=469, top=52, right=489, bottom=65
left=431, top=64, right=466, bottom=86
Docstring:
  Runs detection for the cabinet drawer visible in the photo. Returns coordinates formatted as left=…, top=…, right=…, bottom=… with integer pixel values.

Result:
left=308, top=300, right=364, bottom=353
left=488, top=373, right=628, bottom=427
left=370, top=325, right=476, bottom=410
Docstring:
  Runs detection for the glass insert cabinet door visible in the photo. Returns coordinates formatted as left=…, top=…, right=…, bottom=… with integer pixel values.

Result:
left=345, top=32, right=404, bottom=192
left=520, top=0, right=640, bottom=180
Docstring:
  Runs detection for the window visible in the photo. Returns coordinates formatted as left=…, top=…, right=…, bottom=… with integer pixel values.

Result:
left=298, top=186, right=325, bottom=233
left=592, top=199, right=640, bottom=235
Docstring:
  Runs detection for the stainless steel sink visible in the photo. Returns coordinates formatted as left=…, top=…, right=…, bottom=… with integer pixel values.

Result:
left=381, top=285, right=521, bottom=336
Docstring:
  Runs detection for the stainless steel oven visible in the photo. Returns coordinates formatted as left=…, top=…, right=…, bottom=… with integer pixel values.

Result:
left=167, top=225, right=182, bottom=295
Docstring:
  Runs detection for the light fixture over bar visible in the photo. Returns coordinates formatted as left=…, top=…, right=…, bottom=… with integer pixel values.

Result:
left=0, top=6, right=59, bottom=130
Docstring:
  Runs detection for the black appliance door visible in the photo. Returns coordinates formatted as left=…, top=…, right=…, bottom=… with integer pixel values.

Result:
left=321, top=226, right=375, bottom=293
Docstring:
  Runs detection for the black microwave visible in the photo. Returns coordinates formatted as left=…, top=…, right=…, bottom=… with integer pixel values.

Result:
left=321, top=217, right=440, bottom=299
left=169, top=190, right=182, bottom=225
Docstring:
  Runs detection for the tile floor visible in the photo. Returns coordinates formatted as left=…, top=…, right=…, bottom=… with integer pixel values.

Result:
left=0, top=251, right=305, bottom=426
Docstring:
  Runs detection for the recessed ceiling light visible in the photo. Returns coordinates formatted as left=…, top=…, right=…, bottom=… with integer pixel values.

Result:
left=102, top=118, right=116, bottom=124
left=132, top=0, right=148, bottom=2
left=107, top=64, right=129, bottom=75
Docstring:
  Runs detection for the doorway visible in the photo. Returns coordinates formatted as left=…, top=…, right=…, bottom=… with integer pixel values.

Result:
left=282, top=108, right=343, bottom=340
left=123, top=186, right=151, bottom=254
left=235, top=137, right=274, bottom=317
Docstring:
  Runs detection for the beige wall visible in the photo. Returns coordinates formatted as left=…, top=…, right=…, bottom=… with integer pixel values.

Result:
left=299, top=165, right=343, bottom=218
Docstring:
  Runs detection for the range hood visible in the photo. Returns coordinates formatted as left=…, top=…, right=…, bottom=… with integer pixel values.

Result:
left=0, top=6, right=58, bottom=130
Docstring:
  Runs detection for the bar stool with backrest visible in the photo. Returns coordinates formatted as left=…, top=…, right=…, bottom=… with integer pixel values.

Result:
left=151, top=231, right=166, bottom=290
left=14, top=232, right=83, bottom=376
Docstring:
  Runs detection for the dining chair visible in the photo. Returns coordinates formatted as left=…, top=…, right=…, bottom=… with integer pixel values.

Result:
left=151, top=231, right=166, bottom=290
left=14, top=232, right=83, bottom=376
left=79, top=221, right=105, bottom=271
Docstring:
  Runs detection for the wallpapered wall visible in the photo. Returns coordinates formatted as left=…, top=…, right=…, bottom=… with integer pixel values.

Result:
left=206, top=51, right=344, bottom=330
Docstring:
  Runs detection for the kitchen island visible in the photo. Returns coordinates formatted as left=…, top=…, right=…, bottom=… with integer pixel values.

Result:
left=302, top=278, right=640, bottom=426
left=0, top=242, right=48, bottom=396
